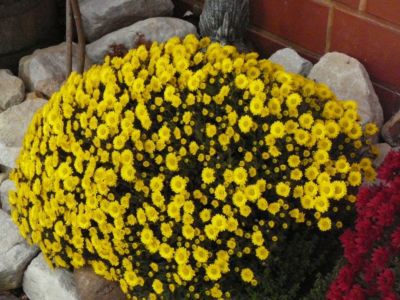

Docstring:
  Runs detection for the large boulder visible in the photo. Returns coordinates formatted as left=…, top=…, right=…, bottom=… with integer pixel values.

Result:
left=80, top=0, right=174, bottom=42
left=308, top=52, right=383, bottom=128
left=269, top=48, right=313, bottom=76
left=0, top=99, right=47, bottom=169
left=23, top=253, right=78, bottom=300
left=373, top=143, right=396, bottom=167
left=86, top=17, right=198, bottom=64
left=381, top=110, right=400, bottom=147
left=0, top=180, right=15, bottom=214
left=74, top=267, right=125, bottom=300
left=0, top=210, right=39, bottom=291
left=0, top=70, right=25, bottom=113
left=0, top=173, right=6, bottom=186
left=18, top=43, right=92, bottom=98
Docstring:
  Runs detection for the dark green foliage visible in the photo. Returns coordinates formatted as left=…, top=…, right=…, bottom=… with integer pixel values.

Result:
left=235, top=224, right=343, bottom=300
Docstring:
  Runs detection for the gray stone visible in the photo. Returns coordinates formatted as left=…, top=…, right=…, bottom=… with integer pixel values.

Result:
left=87, top=17, right=198, bottom=64
left=0, top=70, right=25, bottom=113
left=23, top=253, right=78, bottom=300
left=373, top=143, right=394, bottom=167
left=269, top=48, right=313, bottom=76
left=0, top=292, right=19, bottom=300
left=25, top=91, right=48, bottom=102
left=0, top=210, right=39, bottom=291
left=0, top=99, right=47, bottom=169
left=19, top=43, right=92, bottom=98
left=80, top=0, right=174, bottom=42
left=309, top=52, right=383, bottom=128
left=382, top=110, right=400, bottom=147
left=0, top=180, right=15, bottom=214
left=74, top=267, right=125, bottom=300
left=0, top=174, right=6, bottom=186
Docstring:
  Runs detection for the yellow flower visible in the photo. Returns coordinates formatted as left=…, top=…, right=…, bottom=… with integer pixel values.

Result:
left=206, top=263, right=222, bottom=281
left=270, top=121, right=285, bottom=138
left=211, top=214, right=227, bottom=231
left=233, top=167, right=248, bottom=185
left=178, top=264, right=195, bottom=281
left=364, top=122, right=378, bottom=136
left=238, top=115, right=253, bottom=133
left=158, top=125, right=171, bottom=141
left=214, top=184, right=227, bottom=201
left=286, top=93, right=302, bottom=108
left=249, top=97, right=264, bottom=115
left=234, top=74, right=249, bottom=89
left=335, top=158, right=350, bottom=173
left=251, top=230, right=264, bottom=246
left=121, top=164, right=136, bottom=182
left=193, top=246, right=209, bottom=263
left=205, top=224, right=219, bottom=241
left=240, top=268, right=254, bottom=283
left=170, top=176, right=186, bottom=193
left=332, top=181, right=347, bottom=200
left=348, top=171, right=362, bottom=186
left=202, top=167, right=215, bottom=184
left=314, top=196, right=329, bottom=213
left=166, top=153, right=179, bottom=171
left=276, top=182, right=290, bottom=197
left=174, top=247, right=190, bottom=265
left=206, top=123, right=217, bottom=138
left=300, top=195, right=314, bottom=209
left=140, top=228, right=154, bottom=244
left=318, top=217, right=332, bottom=231
left=268, top=97, right=281, bottom=115
left=255, top=246, right=270, bottom=260
left=249, top=79, right=264, bottom=95
left=299, top=113, right=314, bottom=129
left=314, top=150, right=329, bottom=164
left=159, top=243, right=174, bottom=260
left=232, top=190, right=247, bottom=207
left=152, top=279, right=163, bottom=295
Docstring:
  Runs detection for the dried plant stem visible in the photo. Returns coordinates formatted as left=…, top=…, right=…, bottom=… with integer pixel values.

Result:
left=70, top=0, right=86, bottom=74
left=66, top=0, right=72, bottom=78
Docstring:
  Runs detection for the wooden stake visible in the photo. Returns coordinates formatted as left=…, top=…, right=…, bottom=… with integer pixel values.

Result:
left=70, top=0, right=86, bottom=74
left=66, top=0, right=72, bottom=78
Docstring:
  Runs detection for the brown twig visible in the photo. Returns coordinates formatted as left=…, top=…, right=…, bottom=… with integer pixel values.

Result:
left=70, top=0, right=86, bottom=74
left=66, top=0, right=72, bottom=78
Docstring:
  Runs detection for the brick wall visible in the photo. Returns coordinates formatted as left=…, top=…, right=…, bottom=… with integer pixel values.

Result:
left=175, top=0, right=400, bottom=122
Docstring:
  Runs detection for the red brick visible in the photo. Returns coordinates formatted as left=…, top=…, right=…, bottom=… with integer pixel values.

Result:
left=374, top=83, right=400, bottom=121
left=366, top=0, right=400, bottom=26
left=248, top=29, right=287, bottom=58
left=334, top=0, right=359, bottom=9
left=331, top=9, right=400, bottom=88
left=248, top=28, right=321, bottom=63
left=249, top=0, right=329, bottom=53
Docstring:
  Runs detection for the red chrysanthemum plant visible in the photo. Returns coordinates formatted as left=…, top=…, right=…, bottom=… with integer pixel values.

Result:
left=327, top=150, right=400, bottom=300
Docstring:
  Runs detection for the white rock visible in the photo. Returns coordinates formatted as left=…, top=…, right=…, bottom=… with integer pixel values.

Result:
left=0, top=180, right=15, bottom=214
left=381, top=110, right=400, bottom=147
left=0, top=70, right=25, bottom=113
left=0, top=210, right=39, bottom=290
left=19, top=43, right=92, bottom=98
left=269, top=48, right=313, bottom=76
left=0, top=173, right=7, bottom=185
left=0, top=99, right=47, bottom=169
left=309, top=52, right=383, bottom=127
left=23, top=253, right=78, bottom=300
left=373, top=143, right=393, bottom=167
left=87, top=17, right=198, bottom=64
left=80, top=0, right=174, bottom=42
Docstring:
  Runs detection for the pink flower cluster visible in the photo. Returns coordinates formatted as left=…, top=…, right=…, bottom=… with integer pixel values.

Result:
left=328, top=151, right=400, bottom=300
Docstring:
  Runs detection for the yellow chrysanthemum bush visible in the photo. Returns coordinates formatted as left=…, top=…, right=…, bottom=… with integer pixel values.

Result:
left=9, top=34, right=379, bottom=299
